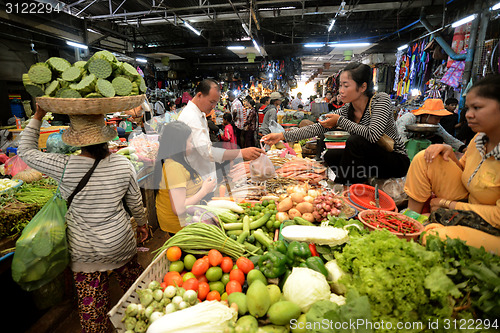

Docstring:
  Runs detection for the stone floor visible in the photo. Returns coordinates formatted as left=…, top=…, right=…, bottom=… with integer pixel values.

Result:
left=30, top=227, right=168, bottom=333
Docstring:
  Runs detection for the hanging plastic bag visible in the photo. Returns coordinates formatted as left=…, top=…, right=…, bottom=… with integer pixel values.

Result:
left=268, top=120, right=285, bottom=134
left=11, top=190, right=69, bottom=291
left=4, top=155, right=29, bottom=176
left=249, top=142, right=277, bottom=181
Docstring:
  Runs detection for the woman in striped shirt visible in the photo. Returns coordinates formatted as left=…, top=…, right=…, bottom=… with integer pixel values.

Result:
left=19, top=106, right=148, bottom=333
left=263, top=63, right=410, bottom=184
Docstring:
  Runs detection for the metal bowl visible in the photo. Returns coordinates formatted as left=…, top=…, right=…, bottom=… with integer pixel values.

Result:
left=405, top=124, right=439, bottom=133
left=324, top=131, right=350, bottom=140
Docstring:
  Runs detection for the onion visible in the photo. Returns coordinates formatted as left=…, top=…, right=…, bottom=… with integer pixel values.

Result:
left=324, top=205, right=331, bottom=211
left=276, top=212, right=289, bottom=222
left=303, top=195, right=315, bottom=203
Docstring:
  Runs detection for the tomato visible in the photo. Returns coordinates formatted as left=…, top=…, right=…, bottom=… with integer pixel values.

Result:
left=166, top=246, right=182, bottom=262
left=202, top=255, right=209, bottom=264
left=197, top=275, right=208, bottom=284
left=163, top=271, right=183, bottom=287
left=169, top=261, right=184, bottom=273
left=208, top=249, right=223, bottom=266
left=225, top=280, right=242, bottom=295
left=220, top=257, right=234, bottom=273
left=198, top=282, right=210, bottom=300
left=160, top=281, right=168, bottom=290
left=206, top=290, right=221, bottom=301
left=191, top=259, right=209, bottom=276
left=183, top=278, right=199, bottom=292
left=236, top=257, right=254, bottom=274
left=205, top=266, right=223, bottom=282
left=229, top=269, right=245, bottom=286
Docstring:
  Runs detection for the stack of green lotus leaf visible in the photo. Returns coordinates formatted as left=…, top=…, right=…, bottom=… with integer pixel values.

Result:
left=22, top=50, right=147, bottom=99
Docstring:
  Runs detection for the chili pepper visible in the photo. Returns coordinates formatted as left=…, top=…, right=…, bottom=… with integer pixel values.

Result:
left=287, top=241, right=312, bottom=265
left=269, top=240, right=288, bottom=255
left=258, top=250, right=288, bottom=278
left=309, top=243, right=319, bottom=257
left=304, top=256, right=329, bottom=278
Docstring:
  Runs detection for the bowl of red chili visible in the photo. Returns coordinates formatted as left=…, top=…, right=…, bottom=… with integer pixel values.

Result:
left=358, top=210, right=424, bottom=241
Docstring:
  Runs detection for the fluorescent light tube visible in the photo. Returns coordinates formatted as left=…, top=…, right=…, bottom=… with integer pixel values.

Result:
left=451, top=14, right=477, bottom=28
left=329, top=42, right=371, bottom=47
left=66, top=41, right=88, bottom=49
left=304, top=43, right=325, bottom=48
left=136, top=58, right=147, bottom=63
left=397, top=44, right=408, bottom=51
left=242, top=23, right=251, bottom=36
left=184, top=21, right=201, bottom=36
left=328, top=19, right=336, bottom=32
left=252, top=39, right=263, bottom=55
left=227, top=46, right=245, bottom=50
left=491, top=2, right=500, bottom=10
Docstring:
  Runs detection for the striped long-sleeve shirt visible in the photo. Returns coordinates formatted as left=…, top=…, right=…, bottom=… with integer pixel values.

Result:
left=18, top=119, right=146, bottom=273
left=284, top=93, right=407, bottom=155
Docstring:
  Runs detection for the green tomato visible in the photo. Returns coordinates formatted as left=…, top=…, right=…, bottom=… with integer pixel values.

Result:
left=267, top=204, right=276, bottom=210
left=273, top=220, right=282, bottom=229
left=183, top=254, right=196, bottom=271
left=262, top=200, right=269, bottom=207
left=221, top=273, right=230, bottom=286
left=183, top=272, right=196, bottom=282
left=169, top=261, right=184, bottom=273
left=209, top=281, right=225, bottom=295
left=206, top=266, right=223, bottom=282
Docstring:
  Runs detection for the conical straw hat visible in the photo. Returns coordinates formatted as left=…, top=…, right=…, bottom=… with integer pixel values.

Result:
left=62, top=114, right=117, bottom=147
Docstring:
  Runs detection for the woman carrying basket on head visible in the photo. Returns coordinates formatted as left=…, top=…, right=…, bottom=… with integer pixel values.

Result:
left=19, top=105, right=148, bottom=333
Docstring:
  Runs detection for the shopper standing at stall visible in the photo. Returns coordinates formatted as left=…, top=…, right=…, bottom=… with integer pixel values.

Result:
left=243, top=98, right=257, bottom=148
left=263, top=62, right=409, bottom=184
left=290, top=92, right=303, bottom=110
left=19, top=105, right=148, bottom=333
left=404, top=75, right=500, bottom=255
left=228, top=91, right=246, bottom=148
left=177, top=79, right=263, bottom=184
left=260, top=92, right=283, bottom=136
left=155, top=121, right=217, bottom=234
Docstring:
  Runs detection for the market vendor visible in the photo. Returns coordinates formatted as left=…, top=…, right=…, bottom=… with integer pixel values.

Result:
left=395, top=98, right=467, bottom=153
left=262, top=62, right=409, bottom=184
left=404, top=75, right=500, bottom=255
left=154, top=121, right=217, bottom=234
left=259, top=92, right=283, bottom=136
left=177, top=79, right=263, bottom=185
left=18, top=105, right=148, bottom=333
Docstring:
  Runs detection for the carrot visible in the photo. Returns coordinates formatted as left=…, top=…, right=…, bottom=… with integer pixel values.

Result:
left=219, top=185, right=226, bottom=197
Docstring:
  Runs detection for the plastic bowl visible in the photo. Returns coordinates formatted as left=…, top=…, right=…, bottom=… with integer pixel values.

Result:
left=348, top=184, right=396, bottom=211
left=357, top=210, right=424, bottom=241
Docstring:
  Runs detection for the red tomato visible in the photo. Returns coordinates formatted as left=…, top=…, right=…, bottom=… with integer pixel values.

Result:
left=225, top=280, right=242, bottom=295
left=208, top=249, right=223, bottom=266
left=220, top=257, right=234, bottom=273
left=183, top=278, right=199, bottom=292
left=236, top=257, right=254, bottom=274
left=198, top=282, right=210, bottom=300
left=206, top=290, right=221, bottom=301
left=160, top=281, right=168, bottom=290
left=229, top=269, right=245, bottom=286
left=191, top=259, right=209, bottom=276
left=197, top=275, right=208, bottom=283
left=163, top=271, right=183, bottom=287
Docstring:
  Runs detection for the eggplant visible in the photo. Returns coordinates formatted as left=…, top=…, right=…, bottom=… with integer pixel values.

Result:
left=185, top=206, right=219, bottom=225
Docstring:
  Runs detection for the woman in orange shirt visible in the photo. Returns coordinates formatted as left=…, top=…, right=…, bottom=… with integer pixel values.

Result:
left=154, top=121, right=216, bottom=233
left=404, top=75, right=500, bottom=254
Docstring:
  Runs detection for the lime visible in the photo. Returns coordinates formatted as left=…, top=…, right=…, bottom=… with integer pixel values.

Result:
left=209, top=281, right=225, bottom=295
left=183, top=272, right=196, bottom=282
left=266, top=220, right=274, bottom=229
left=220, top=292, right=228, bottom=301
left=169, top=260, right=184, bottom=273
left=268, top=203, right=276, bottom=210
left=183, top=254, right=196, bottom=271
left=273, top=220, right=282, bottom=229
left=221, top=273, right=230, bottom=286
left=206, top=266, right=223, bottom=282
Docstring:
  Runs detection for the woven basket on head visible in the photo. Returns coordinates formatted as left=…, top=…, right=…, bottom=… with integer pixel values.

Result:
left=36, top=95, right=145, bottom=115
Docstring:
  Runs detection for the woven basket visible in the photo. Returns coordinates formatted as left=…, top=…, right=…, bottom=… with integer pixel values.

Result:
left=36, top=95, right=145, bottom=115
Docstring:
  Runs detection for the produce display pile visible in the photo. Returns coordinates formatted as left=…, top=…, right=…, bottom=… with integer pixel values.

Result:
left=0, top=178, right=57, bottom=240
left=22, top=51, right=147, bottom=99
left=117, top=182, right=500, bottom=333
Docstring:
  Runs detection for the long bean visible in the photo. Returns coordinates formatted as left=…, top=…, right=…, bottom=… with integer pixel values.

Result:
left=152, top=223, right=259, bottom=260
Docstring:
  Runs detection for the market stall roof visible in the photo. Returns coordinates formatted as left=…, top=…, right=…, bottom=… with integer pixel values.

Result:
left=0, top=0, right=482, bottom=79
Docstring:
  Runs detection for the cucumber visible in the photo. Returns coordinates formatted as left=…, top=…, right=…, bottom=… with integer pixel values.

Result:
left=249, top=213, right=271, bottom=229
left=293, top=216, right=315, bottom=226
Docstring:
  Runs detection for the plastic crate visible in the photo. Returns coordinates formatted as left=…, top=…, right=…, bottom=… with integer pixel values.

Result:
left=108, top=249, right=170, bottom=332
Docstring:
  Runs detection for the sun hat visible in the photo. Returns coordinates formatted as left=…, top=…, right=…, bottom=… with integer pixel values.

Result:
left=412, top=99, right=452, bottom=116
left=62, top=114, right=117, bottom=147
left=269, top=92, right=283, bottom=100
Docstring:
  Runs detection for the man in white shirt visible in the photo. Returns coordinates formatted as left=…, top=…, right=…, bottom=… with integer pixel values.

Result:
left=154, top=99, right=165, bottom=116
left=178, top=79, right=263, bottom=183
left=290, top=92, right=302, bottom=110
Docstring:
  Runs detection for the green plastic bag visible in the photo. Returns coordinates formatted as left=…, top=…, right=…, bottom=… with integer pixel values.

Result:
left=11, top=190, right=69, bottom=291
